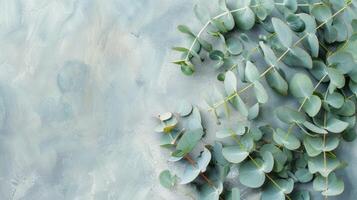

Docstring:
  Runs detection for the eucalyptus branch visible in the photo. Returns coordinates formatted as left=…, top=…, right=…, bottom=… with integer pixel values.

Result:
left=208, top=2, right=352, bottom=112
left=185, top=7, right=249, bottom=61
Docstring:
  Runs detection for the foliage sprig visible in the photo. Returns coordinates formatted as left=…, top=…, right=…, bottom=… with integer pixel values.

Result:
left=156, top=0, right=357, bottom=199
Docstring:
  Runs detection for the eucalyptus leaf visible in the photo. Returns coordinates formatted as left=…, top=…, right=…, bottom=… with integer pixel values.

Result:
left=224, top=71, right=237, bottom=95
left=326, top=92, right=344, bottom=109
left=253, top=81, right=268, bottom=104
left=222, top=146, right=249, bottom=164
left=216, top=124, right=246, bottom=138
left=334, top=99, right=356, bottom=117
left=239, top=159, right=266, bottom=188
left=232, top=6, right=255, bottom=30
left=272, top=17, right=293, bottom=47
left=266, top=69, right=289, bottom=95
left=295, top=168, right=313, bottom=183
left=248, top=103, right=260, bottom=120
left=261, top=178, right=294, bottom=200
left=231, top=95, right=249, bottom=117
left=289, top=73, right=314, bottom=98
left=286, top=14, right=305, bottom=32
left=327, top=67, right=345, bottom=92
left=245, top=61, right=260, bottom=82
left=176, top=129, right=204, bottom=155
left=303, top=135, right=322, bottom=157
left=311, top=4, right=332, bottom=26
left=199, top=182, right=223, bottom=200
left=325, top=115, right=349, bottom=133
left=327, top=51, right=354, bottom=74
left=306, top=34, right=319, bottom=58
left=260, top=42, right=278, bottom=67
left=226, top=36, right=243, bottom=55
left=226, top=187, right=240, bottom=200
left=291, top=190, right=310, bottom=200
left=283, top=47, right=313, bottom=69
left=342, top=128, right=357, bottom=142
left=311, top=60, right=328, bottom=82
left=273, top=128, right=301, bottom=150
left=179, top=148, right=211, bottom=184
left=276, top=106, right=306, bottom=124
left=159, top=170, right=177, bottom=189
left=260, top=144, right=288, bottom=172
left=303, top=121, right=327, bottom=134
left=302, top=95, right=322, bottom=117
left=308, top=154, right=341, bottom=177
left=313, top=172, right=344, bottom=196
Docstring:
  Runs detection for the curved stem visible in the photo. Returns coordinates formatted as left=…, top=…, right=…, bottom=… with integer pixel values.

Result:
left=185, top=7, right=248, bottom=61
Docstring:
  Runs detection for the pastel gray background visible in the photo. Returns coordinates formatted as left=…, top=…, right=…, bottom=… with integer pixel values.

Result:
left=0, top=0, right=355, bottom=200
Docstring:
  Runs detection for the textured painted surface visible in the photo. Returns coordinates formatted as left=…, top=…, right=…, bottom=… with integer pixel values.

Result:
left=0, top=0, right=356, bottom=200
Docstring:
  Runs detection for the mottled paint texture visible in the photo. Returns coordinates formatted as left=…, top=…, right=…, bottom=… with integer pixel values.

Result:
left=0, top=0, right=356, bottom=200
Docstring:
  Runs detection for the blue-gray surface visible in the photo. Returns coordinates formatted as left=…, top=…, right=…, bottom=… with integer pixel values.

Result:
left=0, top=0, right=356, bottom=200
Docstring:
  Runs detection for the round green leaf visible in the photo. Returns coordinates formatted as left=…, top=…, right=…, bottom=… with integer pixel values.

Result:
left=226, top=36, right=243, bottom=55
left=261, top=151, right=274, bottom=173
left=335, top=99, right=355, bottom=116
left=176, top=129, right=203, bottom=155
left=260, top=144, right=288, bottom=172
left=261, top=178, right=294, bottom=200
left=226, top=187, right=240, bottom=200
left=311, top=60, right=328, bottom=82
left=308, top=154, right=341, bottom=177
left=342, top=128, right=357, bottom=142
left=272, top=17, right=293, bottom=47
left=245, top=61, right=260, bottom=82
left=326, top=92, right=344, bottom=109
left=311, top=4, right=332, bottom=26
left=303, top=135, right=322, bottom=157
left=286, top=14, right=305, bottom=32
left=224, top=71, right=237, bottom=95
left=159, top=112, right=173, bottom=121
left=260, top=42, right=278, bottom=67
left=290, top=73, right=314, bottom=98
left=253, top=81, right=268, bottom=104
left=239, top=159, right=265, bottom=188
left=295, top=168, right=313, bottom=183
left=276, top=106, right=306, bottom=124
left=248, top=103, right=260, bottom=120
left=298, top=13, right=316, bottom=33
left=325, top=115, right=349, bottom=133
left=179, top=148, right=211, bottom=184
left=327, top=67, right=345, bottom=90
left=181, top=64, right=195, bottom=76
left=266, top=69, right=288, bottom=95
left=233, top=7, right=255, bottom=30
left=302, top=95, right=322, bottom=117
left=291, top=190, right=310, bottom=200
left=159, top=170, right=177, bottom=189
left=306, top=34, right=319, bottom=58
left=313, top=173, right=344, bottom=196
left=283, top=47, right=312, bottom=69
left=216, top=124, right=246, bottom=139
left=222, top=146, right=249, bottom=164
left=327, top=51, right=354, bottom=74
left=273, top=128, right=301, bottom=150
left=177, top=101, right=193, bottom=117
left=302, top=121, right=327, bottom=134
